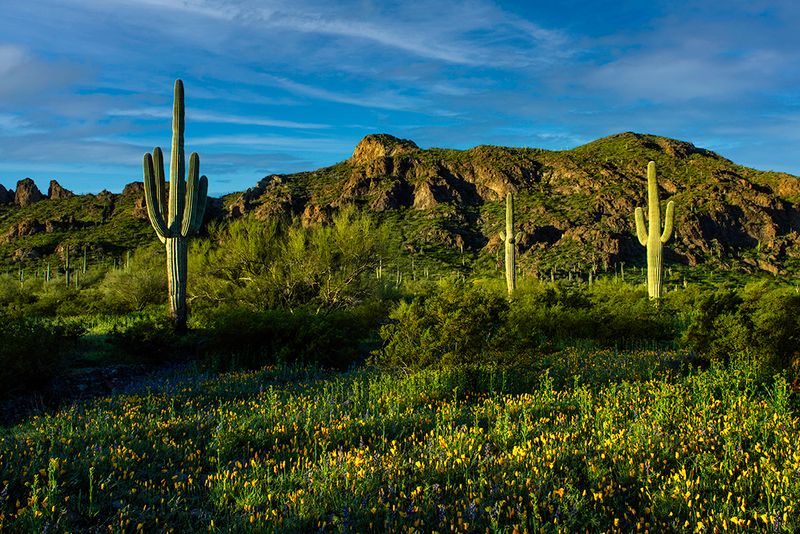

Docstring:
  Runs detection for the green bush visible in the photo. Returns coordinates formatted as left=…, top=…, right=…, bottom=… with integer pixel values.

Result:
left=104, top=313, right=181, bottom=362
left=373, top=279, right=510, bottom=371
left=682, top=281, right=800, bottom=371
left=202, top=302, right=385, bottom=371
left=0, top=311, right=83, bottom=395
left=191, top=207, right=389, bottom=313
left=98, top=248, right=166, bottom=313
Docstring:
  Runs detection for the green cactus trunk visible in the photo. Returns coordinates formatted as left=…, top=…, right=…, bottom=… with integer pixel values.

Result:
left=65, top=245, right=70, bottom=288
left=166, top=237, right=188, bottom=328
left=143, top=80, right=208, bottom=333
left=499, top=192, right=519, bottom=297
left=634, top=161, right=675, bottom=300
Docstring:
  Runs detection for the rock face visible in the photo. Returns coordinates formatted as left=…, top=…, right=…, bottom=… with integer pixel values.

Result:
left=122, top=182, right=144, bottom=197
left=47, top=179, right=74, bottom=199
left=349, top=134, right=419, bottom=166
left=0, top=184, right=12, bottom=204
left=14, top=178, right=44, bottom=206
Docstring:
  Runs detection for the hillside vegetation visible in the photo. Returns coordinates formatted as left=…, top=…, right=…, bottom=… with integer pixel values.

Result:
left=2, top=132, right=800, bottom=277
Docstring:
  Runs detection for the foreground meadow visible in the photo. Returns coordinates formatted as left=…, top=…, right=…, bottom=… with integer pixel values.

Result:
left=0, top=350, right=798, bottom=533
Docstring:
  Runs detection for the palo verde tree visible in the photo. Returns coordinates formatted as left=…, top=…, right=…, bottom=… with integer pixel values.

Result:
left=142, top=79, right=208, bottom=332
left=634, top=161, right=675, bottom=299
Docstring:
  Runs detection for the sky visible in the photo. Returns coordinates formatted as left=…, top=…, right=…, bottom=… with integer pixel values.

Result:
left=1, top=0, right=799, bottom=196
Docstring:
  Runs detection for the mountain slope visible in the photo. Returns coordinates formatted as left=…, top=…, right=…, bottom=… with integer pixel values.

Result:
left=2, top=132, right=799, bottom=275
left=224, top=132, right=800, bottom=275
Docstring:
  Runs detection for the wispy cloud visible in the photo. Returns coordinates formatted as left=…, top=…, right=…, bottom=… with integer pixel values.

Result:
left=255, top=74, right=427, bottom=111
left=190, top=134, right=351, bottom=153
left=107, top=108, right=330, bottom=129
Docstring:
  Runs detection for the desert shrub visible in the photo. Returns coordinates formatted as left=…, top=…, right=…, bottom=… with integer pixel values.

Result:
left=373, top=280, right=509, bottom=371
left=682, top=282, right=800, bottom=371
left=104, top=312, right=182, bottom=362
left=501, top=281, right=679, bottom=352
left=682, top=288, right=747, bottom=361
left=0, top=310, right=83, bottom=395
left=98, top=248, right=166, bottom=313
left=0, top=273, right=37, bottom=312
left=191, top=207, right=389, bottom=312
left=202, top=302, right=385, bottom=371
left=588, top=281, right=679, bottom=345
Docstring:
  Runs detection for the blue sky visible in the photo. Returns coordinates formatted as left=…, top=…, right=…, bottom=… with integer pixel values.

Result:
left=1, top=0, right=798, bottom=195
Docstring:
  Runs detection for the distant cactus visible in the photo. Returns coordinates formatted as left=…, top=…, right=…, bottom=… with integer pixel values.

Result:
left=143, top=80, right=208, bottom=332
left=498, top=192, right=521, bottom=296
left=634, top=161, right=675, bottom=299
left=64, top=245, right=70, bottom=288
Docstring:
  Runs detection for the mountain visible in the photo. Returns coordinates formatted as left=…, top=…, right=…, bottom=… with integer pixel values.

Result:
left=222, top=132, right=800, bottom=275
left=1, top=132, right=799, bottom=275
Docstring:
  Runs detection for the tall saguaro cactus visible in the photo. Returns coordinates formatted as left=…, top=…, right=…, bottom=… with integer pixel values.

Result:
left=143, top=80, right=208, bottom=332
left=634, top=161, right=675, bottom=299
left=498, top=192, right=521, bottom=296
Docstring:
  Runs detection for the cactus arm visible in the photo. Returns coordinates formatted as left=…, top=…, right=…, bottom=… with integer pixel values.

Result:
left=634, top=207, right=648, bottom=246
left=152, top=147, right=167, bottom=217
left=168, top=79, right=186, bottom=232
left=143, top=152, right=169, bottom=242
left=661, top=200, right=675, bottom=243
left=181, top=152, right=201, bottom=236
left=505, top=191, right=514, bottom=230
left=185, top=174, right=208, bottom=235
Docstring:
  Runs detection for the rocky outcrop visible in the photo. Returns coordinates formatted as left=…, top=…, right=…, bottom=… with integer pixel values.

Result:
left=14, top=178, right=44, bottom=206
left=1, top=219, right=44, bottom=244
left=121, top=182, right=148, bottom=220
left=301, top=204, right=333, bottom=227
left=349, top=134, right=419, bottom=166
left=122, top=182, right=144, bottom=197
left=0, top=184, right=12, bottom=204
left=47, top=179, right=74, bottom=199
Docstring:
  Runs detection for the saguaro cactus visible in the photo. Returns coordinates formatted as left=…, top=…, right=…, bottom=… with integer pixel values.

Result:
left=634, top=161, right=675, bottom=299
left=143, top=80, right=208, bottom=332
left=498, top=192, right=521, bottom=296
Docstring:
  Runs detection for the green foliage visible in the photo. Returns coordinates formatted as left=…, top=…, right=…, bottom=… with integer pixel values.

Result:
left=374, top=279, right=683, bottom=372
left=192, top=206, right=389, bottom=312
left=683, top=281, right=800, bottom=371
left=373, top=279, right=509, bottom=371
left=200, top=301, right=385, bottom=370
left=97, top=248, right=166, bottom=313
left=0, top=310, right=82, bottom=395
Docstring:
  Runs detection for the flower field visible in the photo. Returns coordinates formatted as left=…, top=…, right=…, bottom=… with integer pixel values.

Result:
left=1, top=351, right=798, bottom=532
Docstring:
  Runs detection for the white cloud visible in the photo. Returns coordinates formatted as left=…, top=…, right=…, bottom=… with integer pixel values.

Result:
left=107, top=108, right=330, bottom=129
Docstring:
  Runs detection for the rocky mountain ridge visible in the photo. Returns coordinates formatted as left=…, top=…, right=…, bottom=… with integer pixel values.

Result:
left=2, top=132, right=799, bottom=274
left=222, top=132, right=800, bottom=274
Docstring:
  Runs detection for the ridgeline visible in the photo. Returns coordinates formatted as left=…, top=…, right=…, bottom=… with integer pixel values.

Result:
left=1, top=132, right=799, bottom=275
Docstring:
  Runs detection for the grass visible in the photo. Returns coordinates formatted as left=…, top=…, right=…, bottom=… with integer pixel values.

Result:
left=1, top=352, right=797, bottom=532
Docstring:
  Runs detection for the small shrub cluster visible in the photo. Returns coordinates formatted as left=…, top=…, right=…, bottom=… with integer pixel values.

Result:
left=683, top=281, right=800, bottom=370
left=200, top=302, right=386, bottom=371
left=373, top=279, right=681, bottom=372
left=104, top=313, right=182, bottom=363
left=0, top=310, right=83, bottom=395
